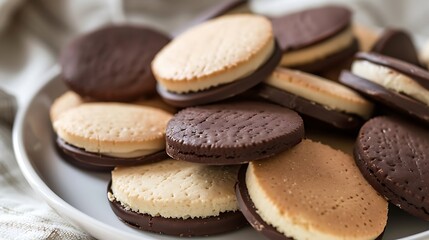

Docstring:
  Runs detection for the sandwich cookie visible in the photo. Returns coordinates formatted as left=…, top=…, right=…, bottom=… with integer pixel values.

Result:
left=236, top=139, right=388, bottom=240
left=108, top=159, right=247, bottom=236
left=50, top=91, right=85, bottom=122
left=257, top=67, right=374, bottom=130
left=271, top=5, right=358, bottom=73
left=355, top=116, right=429, bottom=220
left=53, top=103, right=172, bottom=171
left=60, top=25, right=170, bottom=102
left=371, top=29, right=425, bottom=69
left=318, top=23, right=379, bottom=81
left=50, top=91, right=176, bottom=125
left=166, top=101, right=304, bottom=165
left=153, top=14, right=281, bottom=107
left=340, top=52, right=429, bottom=124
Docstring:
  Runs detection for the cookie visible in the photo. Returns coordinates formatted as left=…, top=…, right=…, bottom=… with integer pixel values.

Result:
left=60, top=25, right=170, bottom=101
left=53, top=103, right=172, bottom=170
left=152, top=14, right=280, bottom=107
left=166, top=101, right=304, bottom=165
left=50, top=91, right=85, bottom=122
left=318, top=23, right=378, bottom=81
left=271, top=5, right=358, bottom=72
left=371, top=29, right=425, bottom=68
left=340, top=52, right=429, bottom=124
left=257, top=67, right=374, bottom=129
left=108, top=159, right=247, bottom=236
left=236, top=139, right=388, bottom=240
left=354, top=116, right=429, bottom=220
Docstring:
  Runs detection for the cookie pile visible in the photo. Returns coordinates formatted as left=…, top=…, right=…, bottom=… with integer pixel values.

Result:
left=50, top=4, right=429, bottom=240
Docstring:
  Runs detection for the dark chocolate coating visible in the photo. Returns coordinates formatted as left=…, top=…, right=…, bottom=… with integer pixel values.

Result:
left=271, top=5, right=351, bottom=51
left=61, top=25, right=170, bottom=101
left=166, top=101, right=304, bottom=165
left=355, top=52, right=429, bottom=90
left=156, top=42, right=282, bottom=107
left=371, top=29, right=425, bottom=69
left=107, top=183, right=248, bottom=236
left=339, top=71, right=429, bottom=124
left=235, top=165, right=292, bottom=240
left=291, top=38, right=359, bottom=73
left=257, top=84, right=363, bottom=130
left=354, top=116, right=429, bottom=221
left=56, top=137, right=168, bottom=171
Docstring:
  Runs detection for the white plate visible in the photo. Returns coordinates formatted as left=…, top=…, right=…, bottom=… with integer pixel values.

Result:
left=13, top=66, right=429, bottom=240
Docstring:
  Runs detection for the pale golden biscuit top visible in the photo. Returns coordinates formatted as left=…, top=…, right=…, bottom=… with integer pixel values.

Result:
left=53, top=103, right=172, bottom=156
left=266, top=67, right=374, bottom=118
left=50, top=91, right=84, bottom=122
left=111, top=159, right=239, bottom=218
left=247, top=139, right=387, bottom=240
left=352, top=60, right=429, bottom=106
left=152, top=14, right=274, bottom=93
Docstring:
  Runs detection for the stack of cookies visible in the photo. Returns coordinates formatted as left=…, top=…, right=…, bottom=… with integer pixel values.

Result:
left=50, top=3, right=429, bottom=240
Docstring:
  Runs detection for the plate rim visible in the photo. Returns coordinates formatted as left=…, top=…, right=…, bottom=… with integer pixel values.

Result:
left=12, top=65, right=429, bottom=240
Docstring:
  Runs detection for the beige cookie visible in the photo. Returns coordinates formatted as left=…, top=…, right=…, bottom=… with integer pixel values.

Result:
left=265, top=67, right=374, bottom=118
left=352, top=60, right=429, bottom=106
left=110, top=159, right=240, bottom=218
left=246, top=139, right=388, bottom=240
left=152, top=14, right=274, bottom=93
left=53, top=103, right=172, bottom=158
left=50, top=91, right=84, bottom=122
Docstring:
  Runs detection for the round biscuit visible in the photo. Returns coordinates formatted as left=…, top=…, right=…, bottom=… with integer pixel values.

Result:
left=152, top=14, right=274, bottom=93
left=245, top=139, right=388, bottom=240
left=111, top=159, right=240, bottom=218
left=53, top=103, right=172, bottom=155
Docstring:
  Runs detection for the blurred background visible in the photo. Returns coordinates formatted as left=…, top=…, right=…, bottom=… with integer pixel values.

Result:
left=1, top=0, right=429, bottom=106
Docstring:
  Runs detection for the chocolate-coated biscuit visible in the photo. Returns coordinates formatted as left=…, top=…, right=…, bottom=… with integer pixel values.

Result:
left=56, top=137, right=168, bottom=171
left=292, top=39, right=359, bottom=73
left=166, top=101, right=304, bottom=164
left=156, top=42, right=281, bottom=107
left=354, top=116, right=429, bottom=220
left=340, top=71, right=429, bottom=124
left=108, top=183, right=247, bottom=237
left=371, top=29, right=425, bottom=69
left=271, top=5, right=351, bottom=51
left=355, top=52, right=429, bottom=90
left=257, top=84, right=363, bottom=130
left=61, top=25, right=170, bottom=101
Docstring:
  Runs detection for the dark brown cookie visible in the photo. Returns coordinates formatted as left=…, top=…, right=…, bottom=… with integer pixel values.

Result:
left=107, top=183, right=247, bottom=237
left=166, top=101, right=304, bottom=165
left=56, top=137, right=168, bottom=171
left=339, top=71, right=429, bottom=124
left=156, top=42, right=282, bottom=107
left=371, top=29, right=425, bottom=69
left=257, top=84, right=363, bottom=130
left=354, top=116, right=429, bottom=220
left=60, top=25, right=170, bottom=101
left=355, top=52, right=429, bottom=90
left=271, top=5, right=351, bottom=51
